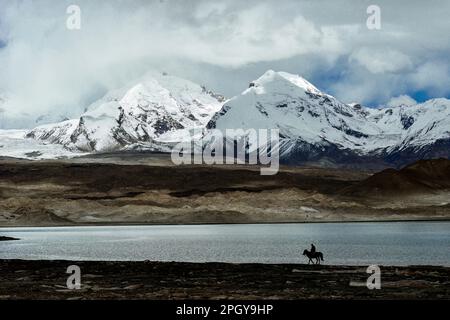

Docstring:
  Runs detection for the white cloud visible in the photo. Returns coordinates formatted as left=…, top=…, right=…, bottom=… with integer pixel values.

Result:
left=0, top=0, right=354, bottom=124
left=0, top=0, right=449, bottom=128
left=386, top=95, right=417, bottom=107
left=410, top=61, right=450, bottom=96
left=349, top=47, right=413, bottom=74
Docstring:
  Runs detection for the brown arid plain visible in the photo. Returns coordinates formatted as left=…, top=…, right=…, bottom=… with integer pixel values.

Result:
left=0, top=154, right=450, bottom=227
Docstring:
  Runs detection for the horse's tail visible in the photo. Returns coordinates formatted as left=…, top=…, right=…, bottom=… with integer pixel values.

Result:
left=320, top=253, right=324, bottom=261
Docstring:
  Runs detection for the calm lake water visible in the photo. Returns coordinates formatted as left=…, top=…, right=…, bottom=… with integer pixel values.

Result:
left=0, top=222, right=449, bottom=266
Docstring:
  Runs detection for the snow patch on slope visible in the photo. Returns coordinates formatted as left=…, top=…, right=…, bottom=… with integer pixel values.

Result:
left=0, top=129, right=86, bottom=159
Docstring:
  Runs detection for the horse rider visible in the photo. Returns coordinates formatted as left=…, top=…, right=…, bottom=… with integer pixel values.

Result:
left=310, top=243, right=316, bottom=254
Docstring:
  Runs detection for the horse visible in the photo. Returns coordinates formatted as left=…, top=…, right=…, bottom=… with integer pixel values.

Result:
left=303, top=249, right=324, bottom=265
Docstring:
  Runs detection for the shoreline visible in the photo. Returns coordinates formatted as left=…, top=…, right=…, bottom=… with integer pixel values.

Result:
left=0, top=259, right=448, bottom=268
left=0, top=260, right=448, bottom=300
left=1, top=217, right=449, bottom=229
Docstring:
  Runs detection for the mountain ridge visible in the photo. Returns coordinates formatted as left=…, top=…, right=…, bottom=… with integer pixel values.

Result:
left=207, top=70, right=450, bottom=167
left=22, top=70, right=450, bottom=167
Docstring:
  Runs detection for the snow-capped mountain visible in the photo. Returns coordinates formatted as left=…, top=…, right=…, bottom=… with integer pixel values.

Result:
left=27, top=72, right=225, bottom=152
left=24, top=69, right=450, bottom=167
left=208, top=70, right=387, bottom=154
left=207, top=70, right=450, bottom=167
left=373, top=99, right=450, bottom=166
left=369, top=99, right=450, bottom=151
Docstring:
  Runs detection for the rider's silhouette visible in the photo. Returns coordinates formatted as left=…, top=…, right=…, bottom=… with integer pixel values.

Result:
left=310, top=243, right=316, bottom=254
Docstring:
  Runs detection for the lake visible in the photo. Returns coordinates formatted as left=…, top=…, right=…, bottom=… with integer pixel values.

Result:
left=0, top=222, right=449, bottom=266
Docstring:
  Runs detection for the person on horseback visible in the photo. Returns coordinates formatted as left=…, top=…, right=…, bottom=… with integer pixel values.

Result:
left=303, top=243, right=324, bottom=265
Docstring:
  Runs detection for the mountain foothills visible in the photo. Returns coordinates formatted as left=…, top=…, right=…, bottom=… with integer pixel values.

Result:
left=342, top=158, right=450, bottom=197
left=17, top=70, right=450, bottom=167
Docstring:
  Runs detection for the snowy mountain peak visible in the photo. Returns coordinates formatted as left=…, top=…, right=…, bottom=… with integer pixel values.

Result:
left=208, top=71, right=450, bottom=165
left=27, top=72, right=224, bottom=152
left=250, top=70, right=322, bottom=96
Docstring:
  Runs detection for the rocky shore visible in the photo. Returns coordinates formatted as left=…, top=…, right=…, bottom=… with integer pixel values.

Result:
left=0, top=260, right=448, bottom=300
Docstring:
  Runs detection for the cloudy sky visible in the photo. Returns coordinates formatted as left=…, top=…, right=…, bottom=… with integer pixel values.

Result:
left=0, top=0, right=449, bottom=128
